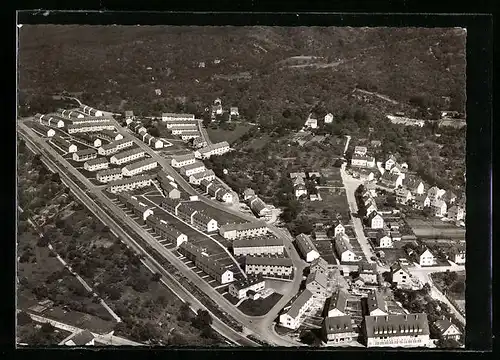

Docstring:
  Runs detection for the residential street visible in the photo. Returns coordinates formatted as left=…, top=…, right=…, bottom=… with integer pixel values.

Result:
left=340, top=163, right=377, bottom=263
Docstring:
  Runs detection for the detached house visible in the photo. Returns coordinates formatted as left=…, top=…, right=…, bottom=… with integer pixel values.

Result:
left=379, top=172, right=403, bottom=189
left=390, top=262, right=412, bottom=288
left=327, top=289, right=348, bottom=317
left=412, top=194, right=431, bottom=210
left=385, top=155, right=397, bottom=171
left=323, top=316, right=357, bottom=345
left=335, top=234, right=360, bottom=263
left=434, top=318, right=462, bottom=341
left=305, top=270, right=329, bottom=299
left=324, top=113, right=334, bottom=123
left=418, top=247, right=436, bottom=267
left=351, top=154, right=376, bottom=168
left=279, top=290, right=314, bottom=330
left=171, top=153, right=196, bottom=168
left=358, top=262, right=378, bottom=285
left=395, top=188, right=413, bottom=205
left=447, top=204, right=465, bottom=221
left=433, top=199, right=448, bottom=217
left=294, top=184, right=308, bottom=199
left=295, top=234, right=320, bottom=262
left=366, top=290, right=388, bottom=316
left=367, top=212, right=384, bottom=229
left=72, top=148, right=97, bottom=162
left=404, top=176, right=425, bottom=195
left=375, top=233, right=392, bottom=248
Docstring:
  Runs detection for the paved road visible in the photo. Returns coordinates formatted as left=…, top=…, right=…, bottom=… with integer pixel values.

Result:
left=340, top=163, right=377, bottom=263
left=19, top=123, right=259, bottom=347
left=23, top=312, right=141, bottom=346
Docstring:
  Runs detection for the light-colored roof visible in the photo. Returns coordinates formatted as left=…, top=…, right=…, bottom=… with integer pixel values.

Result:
left=97, top=168, right=123, bottom=177
left=172, top=153, right=195, bottom=162
left=123, top=158, right=157, bottom=172
left=190, top=169, right=215, bottom=179
left=162, top=113, right=195, bottom=118
left=220, top=221, right=267, bottom=233
left=198, top=141, right=230, bottom=154
left=100, top=138, right=133, bottom=150
left=295, top=234, right=319, bottom=255
left=180, top=160, right=205, bottom=171
left=107, top=174, right=152, bottom=187
left=111, top=147, right=144, bottom=160
left=85, top=157, right=108, bottom=166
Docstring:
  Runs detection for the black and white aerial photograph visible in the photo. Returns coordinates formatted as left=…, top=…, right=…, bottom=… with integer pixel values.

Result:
left=17, top=24, right=469, bottom=349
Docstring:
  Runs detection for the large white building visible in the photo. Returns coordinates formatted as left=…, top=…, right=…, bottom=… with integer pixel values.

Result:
left=219, top=221, right=268, bottom=240
left=295, top=234, right=320, bottom=262
left=279, top=290, right=315, bottom=330
left=170, top=125, right=199, bottom=135
left=67, top=122, right=115, bottom=134
left=189, top=169, right=216, bottom=185
left=164, top=120, right=199, bottom=129
left=228, top=276, right=266, bottom=299
left=110, top=148, right=146, bottom=165
left=96, top=168, right=123, bottom=183
left=171, top=153, right=196, bottom=168
left=179, top=161, right=206, bottom=177
left=162, top=113, right=195, bottom=122
left=122, top=158, right=158, bottom=177
left=364, top=313, right=430, bottom=348
left=194, top=141, right=230, bottom=159
left=84, top=157, right=109, bottom=172
left=232, top=236, right=284, bottom=256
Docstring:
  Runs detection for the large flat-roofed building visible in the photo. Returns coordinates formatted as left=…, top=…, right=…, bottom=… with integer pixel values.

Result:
left=145, top=215, right=188, bottom=247
left=84, top=157, right=109, bottom=172
left=30, top=122, right=56, bottom=137
left=96, top=168, right=123, bottom=183
left=179, top=161, right=206, bottom=177
left=196, top=252, right=234, bottom=284
left=219, top=221, right=269, bottom=240
left=72, top=148, right=97, bottom=162
left=67, top=122, right=115, bottom=134
left=228, top=275, right=265, bottom=299
left=295, top=234, right=320, bottom=262
left=323, top=316, right=357, bottom=345
left=122, top=158, right=158, bottom=177
left=72, top=133, right=102, bottom=148
left=364, top=313, right=430, bottom=348
left=110, top=148, right=146, bottom=165
left=279, top=290, right=314, bottom=330
left=162, top=113, right=196, bottom=121
left=171, top=153, right=196, bottom=168
left=35, top=113, right=65, bottom=128
left=189, top=169, right=216, bottom=185
left=98, top=138, right=134, bottom=156
left=245, top=256, right=293, bottom=277
left=107, top=175, right=153, bottom=194
left=232, top=236, right=284, bottom=256
left=51, top=136, right=78, bottom=153
left=194, top=141, right=230, bottom=159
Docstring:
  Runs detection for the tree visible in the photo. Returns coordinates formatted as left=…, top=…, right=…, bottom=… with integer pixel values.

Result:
left=40, top=322, right=55, bottom=334
left=192, top=309, right=213, bottom=330
left=17, top=311, right=32, bottom=326
left=151, top=273, right=161, bottom=282
left=437, top=337, right=461, bottom=348
left=178, top=302, right=192, bottom=322
left=37, top=236, right=49, bottom=247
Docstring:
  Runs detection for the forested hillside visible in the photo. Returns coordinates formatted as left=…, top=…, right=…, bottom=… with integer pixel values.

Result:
left=18, top=26, right=466, bottom=119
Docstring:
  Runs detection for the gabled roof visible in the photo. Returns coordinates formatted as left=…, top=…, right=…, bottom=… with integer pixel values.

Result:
left=366, top=290, right=387, bottom=314
left=381, top=172, right=400, bottom=182
left=220, top=221, right=267, bottom=233
left=390, top=262, right=410, bottom=275
left=365, top=313, right=430, bottom=338
left=285, top=290, right=313, bottom=318
left=96, top=168, right=122, bottom=177
left=172, top=153, right=195, bottom=162
left=434, top=319, right=460, bottom=335
left=180, top=160, right=205, bottom=171
left=310, top=257, right=329, bottom=272
left=295, top=234, right=319, bottom=255
left=107, top=174, right=152, bottom=187
left=243, top=188, right=256, bottom=197
left=367, top=211, right=383, bottom=222
left=233, top=236, right=283, bottom=248
left=245, top=256, right=293, bottom=267
left=231, top=275, right=264, bottom=290
left=359, top=261, right=377, bottom=273
left=111, top=147, right=144, bottom=160
left=324, top=315, right=354, bottom=334
left=329, top=289, right=348, bottom=314
left=68, top=330, right=94, bottom=345
left=75, top=148, right=97, bottom=157
left=86, top=157, right=108, bottom=166
left=306, top=270, right=328, bottom=290
left=123, top=158, right=157, bottom=171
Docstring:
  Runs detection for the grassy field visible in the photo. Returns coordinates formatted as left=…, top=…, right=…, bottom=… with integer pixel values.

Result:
left=238, top=293, right=283, bottom=316
left=207, top=123, right=253, bottom=144
left=406, top=218, right=466, bottom=239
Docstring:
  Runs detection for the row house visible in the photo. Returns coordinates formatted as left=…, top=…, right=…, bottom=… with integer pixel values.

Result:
left=245, top=256, right=293, bottom=277
left=67, top=122, right=115, bottom=134
left=192, top=137, right=207, bottom=149
left=295, top=234, right=320, bottom=263
left=178, top=241, right=203, bottom=263
left=189, top=169, right=216, bottom=185
left=156, top=172, right=181, bottom=199
left=162, top=199, right=218, bottom=232
left=96, top=168, right=123, bottom=183
left=180, top=131, right=201, bottom=141
left=120, top=194, right=155, bottom=223
left=228, top=275, right=265, bottom=299
left=62, top=116, right=112, bottom=125
left=79, top=105, right=104, bottom=117
left=323, top=316, right=357, bottom=345
left=164, top=120, right=199, bottom=129
left=248, top=196, right=273, bottom=217
left=170, top=125, right=199, bottom=135
left=305, top=270, right=329, bottom=300
left=72, top=148, right=97, bottom=162
left=364, top=313, right=430, bottom=348
left=122, top=158, right=158, bottom=177
left=98, top=138, right=134, bottom=156
left=351, top=154, right=376, bottom=168
left=84, top=157, right=109, bottom=172
left=106, top=175, right=153, bottom=194
left=179, top=161, right=206, bottom=177
left=72, top=133, right=102, bottom=148
left=35, top=113, right=65, bottom=128
left=196, top=252, right=234, bottom=284
left=96, top=129, right=123, bottom=142
left=192, top=211, right=218, bottom=233
left=58, top=109, right=85, bottom=119
left=30, top=122, right=56, bottom=137
left=335, top=234, right=361, bottom=263
left=128, top=121, right=146, bottom=134
left=219, top=221, right=268, bottom=240
left=146, top=215, right=188, bottom=247
left=194, top=141, right=231, bottom=159
left=142, top=133, right=164, bottom=149
left=110, top=148, right=146, bottom=165
left=171, top=153, right=196, bottom=168
left=232, top=236, right=284, bottom=256
left=161, top=113, right=195, bottom=121
left=51, top=136, right=77, bottom=153
left=206, top=182, right=224, bottom=197
left=279, top=290, right=314, bottom=330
